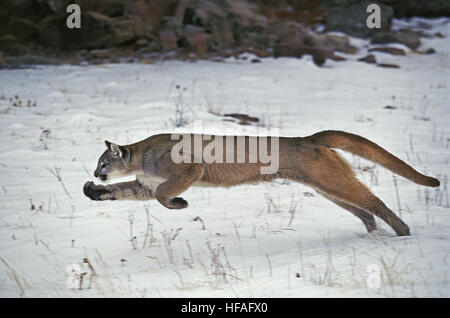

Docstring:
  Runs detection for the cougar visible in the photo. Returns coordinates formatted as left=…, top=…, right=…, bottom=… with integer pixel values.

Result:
left=83, top=130, right=440, bottom=236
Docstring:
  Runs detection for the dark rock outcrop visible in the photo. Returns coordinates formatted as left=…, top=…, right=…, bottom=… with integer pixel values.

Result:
left=0, top=0, right=447, bottom=68
left=371, top=30, right=421, bottom=50
left=368, top=46, right=406, bottom=55
left=358, top=54, right=377, bottom=64
left=321, top=0, right=394, bottom=38
left=378, top=0, right=450, bottom=17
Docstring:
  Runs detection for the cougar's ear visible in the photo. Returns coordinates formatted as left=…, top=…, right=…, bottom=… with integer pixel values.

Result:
left=109, top=142, right=130, bottom=161
left=118, top=145, right=131, bottom=161
left=109, top=142, right=121, bottom=157
left=105, top=140, right=112, bottom=149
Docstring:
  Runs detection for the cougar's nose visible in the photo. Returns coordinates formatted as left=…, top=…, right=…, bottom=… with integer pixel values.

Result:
left=94, top=169, right=99, bottom=178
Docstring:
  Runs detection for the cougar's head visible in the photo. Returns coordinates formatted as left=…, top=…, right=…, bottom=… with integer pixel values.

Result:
left=94, top=140, right=133, bottom=182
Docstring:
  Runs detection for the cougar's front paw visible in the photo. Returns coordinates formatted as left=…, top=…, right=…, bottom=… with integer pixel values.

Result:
left=167, top=197, right=188, bottom=209
left=83, top=181, right=113, bottom=201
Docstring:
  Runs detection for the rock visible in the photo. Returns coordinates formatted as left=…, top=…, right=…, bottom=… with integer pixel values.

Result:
left=273, top=28, right=350, bottom=65
left=377, top=0, right=450, bottom=17
left=371, top=30, right=421, bottom=50
left=416, top=21, right=433, bottom=30
left=86, top=49, right=111, bottom=59
left=144, top=39, right=161, bottom=52
left=237, top=47, right=271, bottom=58
left=320, top=0, right=450, bottom=21
left=224, top=113, right=259, bottom=125
left=377, top=63, right=400, bottom=68
left=135, top=38, right=149, bottom=47
left=183, top=0, right=268, bottom=50
left=4, top=0, right=444, bottom=63
left=183, top=1, right=234, bottom=49
left=413, top=47, right=437, bottom=55
left=251, top=58, right=261, bottom=63
left=358, top=54, right=377, bottom=64
left=274, top=32, right=305, bottom=58
left=0, top=34, right=28, bottom=55
left=312, top=51, right=327, bottom=67
left=159, top=30, right=178, bottom=51
left=124, top=0, right=179, bottom=34
left=6, top=18, right=37, bottom=41
left=225, top=0, right=269, bottom=30
left=0, top=55, right=58, bottom=69
left=175, top=0, right=195, bottom=22
left=0, top=0, right=70, bottom=21
left=0, top=0, right=69, bottom=46
left=74, top=0, right=127, bottom=18
left=182, top=25, right=209, bottom=55
left=368, top=46, right=406, bottom=55
left=322, top=1, right=394, bottom=38
left=307, top=33, right=357, bottom=54
left=109, top=17, right=139, bottom=45
left=37, top=11, right=139, bottom=50
left=33, top=2, right=163, bottom=51
left=38, top=0, right=73, bottom=15
left=328, top=53, right=346, bottom=61
left=239, top=32, right=272, bottom=49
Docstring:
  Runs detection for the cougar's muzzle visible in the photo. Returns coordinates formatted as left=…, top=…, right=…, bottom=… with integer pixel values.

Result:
left=94, top=167, right=108, bottom=181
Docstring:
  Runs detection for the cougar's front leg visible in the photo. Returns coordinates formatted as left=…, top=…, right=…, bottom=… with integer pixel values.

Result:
left=155, top=164, right=204, bottom=209
left=83, top=180, right=155, bottom=201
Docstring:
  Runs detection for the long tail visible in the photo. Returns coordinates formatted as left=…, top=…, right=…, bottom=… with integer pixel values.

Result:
left=304, top=130, right=440, bottom=187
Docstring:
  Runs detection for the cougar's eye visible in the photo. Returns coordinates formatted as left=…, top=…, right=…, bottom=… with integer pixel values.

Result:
left=101, top=162, right=109, bottom=169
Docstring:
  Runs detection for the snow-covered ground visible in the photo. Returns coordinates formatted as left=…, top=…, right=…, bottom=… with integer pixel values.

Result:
left=0, top=18, right=449, bottom=298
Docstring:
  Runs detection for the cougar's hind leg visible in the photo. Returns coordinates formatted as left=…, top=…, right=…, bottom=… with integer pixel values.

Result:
left=301, top=146, right=410, bottom=236
left=343, top=188, right=410, bottom=236
left=318, top=191, right=377, bottom=233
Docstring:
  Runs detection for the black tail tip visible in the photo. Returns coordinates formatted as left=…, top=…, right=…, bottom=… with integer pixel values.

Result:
left=428, top=177, right=440, bottom=187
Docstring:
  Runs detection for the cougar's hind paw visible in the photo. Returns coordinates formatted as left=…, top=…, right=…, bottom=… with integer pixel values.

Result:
left=83, top=181, right=111, bottom=201
left=168, top=197, right=188, bottom=209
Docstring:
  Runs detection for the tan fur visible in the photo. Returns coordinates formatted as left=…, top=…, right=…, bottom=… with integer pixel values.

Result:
left=83, top=131, right=440, bottom=236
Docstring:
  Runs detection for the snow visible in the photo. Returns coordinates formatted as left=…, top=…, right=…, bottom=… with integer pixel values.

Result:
left=0, top=18, right=449, bottom=297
